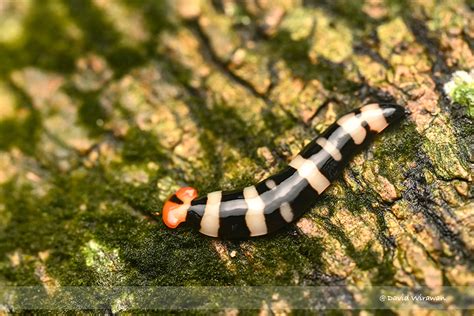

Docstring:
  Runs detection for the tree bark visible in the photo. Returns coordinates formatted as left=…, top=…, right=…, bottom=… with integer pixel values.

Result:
left=0, top=0, right=472, bottom=312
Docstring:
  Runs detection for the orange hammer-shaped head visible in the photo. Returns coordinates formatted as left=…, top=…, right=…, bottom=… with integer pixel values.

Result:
left=162, top=187, right=198, bottom=229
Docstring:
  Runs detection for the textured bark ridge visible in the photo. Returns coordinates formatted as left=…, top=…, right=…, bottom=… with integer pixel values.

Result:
left=0, top=0, right=472, bottom=312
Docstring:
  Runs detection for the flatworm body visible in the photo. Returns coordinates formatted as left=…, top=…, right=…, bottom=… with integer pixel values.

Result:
left=162, top=103, right=405, bottom=239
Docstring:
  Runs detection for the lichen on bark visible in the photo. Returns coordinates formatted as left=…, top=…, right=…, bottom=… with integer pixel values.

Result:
left=0, top=0, right=472, bottom=312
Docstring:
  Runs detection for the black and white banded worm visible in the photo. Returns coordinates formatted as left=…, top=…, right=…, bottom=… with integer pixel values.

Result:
left=162, top=103, right=405, bottom=239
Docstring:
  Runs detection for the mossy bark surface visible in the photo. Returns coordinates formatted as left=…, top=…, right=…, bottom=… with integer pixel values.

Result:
left=0, top=0, right=473, bottom=312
